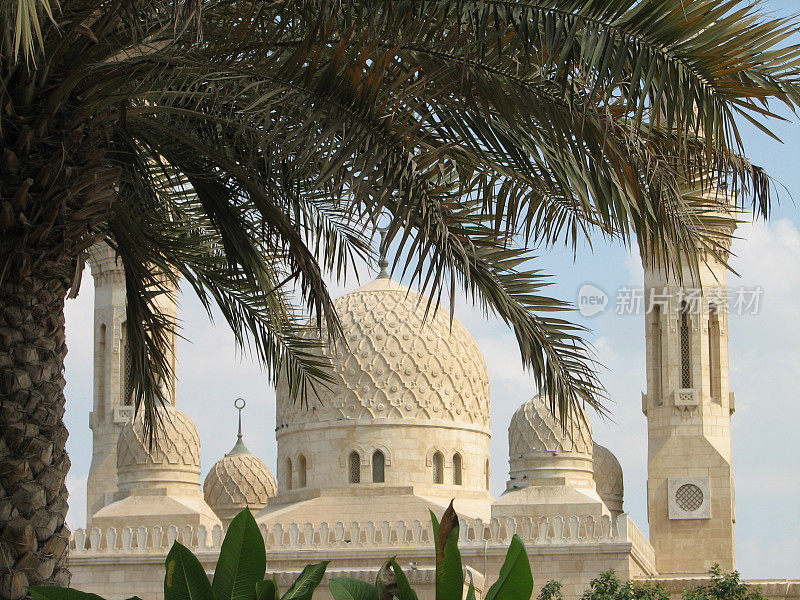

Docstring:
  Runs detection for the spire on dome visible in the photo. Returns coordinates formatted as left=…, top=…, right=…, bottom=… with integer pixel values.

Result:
left=377, top=224, right=389, bottom=279
left=228, top=398, right=250, bottom=455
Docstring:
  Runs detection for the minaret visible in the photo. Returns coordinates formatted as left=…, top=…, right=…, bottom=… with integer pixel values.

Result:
left=85, top=243, right=178, bottom=524
left=642, top=189, right=736, bottom=575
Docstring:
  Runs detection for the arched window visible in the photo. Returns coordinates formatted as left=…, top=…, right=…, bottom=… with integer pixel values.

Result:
left=485, top=459, right=490, bottom=491
left=432, top=451, right=444, bottom=484
left=652, top=305, right=663, bottom=405
left=349, top=451, right=361, bottom=484
left=97, top=324, right=106, bottom=418
left=298, top=454, right=307, bottom=488
left=285, top=457, right=293, bottom=491
left=680, top=301, right=692, bottom=388
left=452, top=453, right=463, bottom=485
left=372, top=451, right=385, bottom=483
left=120, top=321, right=133, bottom=405
left=708, top=304, right=721, bottom=403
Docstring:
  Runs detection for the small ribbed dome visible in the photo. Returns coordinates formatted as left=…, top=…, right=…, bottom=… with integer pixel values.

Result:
left=508, top=395, right=592, bottom=458
left=116, top=405, right=202, bottom=492
left=204, top=441, right=276, bottom=521
left=117, top=405, right=201, bottom=469
left=592, top=443, right=624, bottom=514
left=507, top=395, right=594, bottom=488
left=275, top=277, right=490, bottom=430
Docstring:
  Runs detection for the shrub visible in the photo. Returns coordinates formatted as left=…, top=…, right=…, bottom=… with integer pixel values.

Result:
left=683, top=566, right=765, bottom=600
left=538, top=580, right=564, bottom=600
left=538, top=571, right=668, bottom=600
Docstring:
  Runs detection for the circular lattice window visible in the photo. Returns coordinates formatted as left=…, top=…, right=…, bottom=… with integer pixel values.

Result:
left=675, top=483, right=704, bottom=512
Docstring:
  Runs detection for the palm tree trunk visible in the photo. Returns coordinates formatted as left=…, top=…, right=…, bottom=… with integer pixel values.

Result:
left=0, top=274, right=71, bottom=599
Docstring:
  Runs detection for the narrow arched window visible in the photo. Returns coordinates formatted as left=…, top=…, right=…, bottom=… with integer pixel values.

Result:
left=485, top=459, right=490, bottom=491
left=349, top=451, right=361, bottom=484
left=709, top=304, right=721, bottom=403
left=432, top=452, right=444, bottom=484
left=680, top=301, right=692, bottom=388
left=97, top=324, right=106, bottom=418
left=652, top=305, right=663, bottom=405
left=298, top=454, right=307, bottom=488
left=285, top=457, right=293, bottom=491
left=372, top=451, right=385, bottom=483
left=120, top=321, right=133, bottom=405
left=452, top=453, right=463, bottom=485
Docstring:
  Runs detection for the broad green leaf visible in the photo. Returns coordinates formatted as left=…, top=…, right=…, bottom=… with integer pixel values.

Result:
left=429, top=509, right=440, bottom=541
left=390, top=560, right=419, bottom=600
left=436, top=524, right=462, bottom=600
left=329, top=578, right=380, bottom=600
left=484, top=535, right=533, bottom=600
left=30, top=588, right=106, bottom=600
left=281, top=562, right=329, bottom=600
left=213, top=509, right=267, bottom=600
left=164, top=542, right=213, bottom=600
left=256, top=579, right=279, bottom=600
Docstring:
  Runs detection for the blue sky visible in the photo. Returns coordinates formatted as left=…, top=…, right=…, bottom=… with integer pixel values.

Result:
left=61, top=1, right=800, bottom=580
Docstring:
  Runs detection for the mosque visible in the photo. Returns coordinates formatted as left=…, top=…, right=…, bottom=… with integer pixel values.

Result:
left=68, top=213, right=798, bottom=600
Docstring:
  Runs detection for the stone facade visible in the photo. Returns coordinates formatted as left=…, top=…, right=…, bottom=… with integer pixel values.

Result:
left=71, top=237, right=797, bottom=600
left=69, top=511, right=655, bottom=600
left=642, top=191, right=737, bottom=575
left=85, top=243, right=180, bottom=527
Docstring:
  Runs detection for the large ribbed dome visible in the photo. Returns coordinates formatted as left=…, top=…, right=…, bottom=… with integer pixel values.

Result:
left=204, top=442, right=276, bottom=521
left=508, top=395, right=592, bottom=459
left=276, top=277, right=490, bottom=430
left=117, top=405, right=201, bottom=470
left=592, top=442, right=624, bottom=514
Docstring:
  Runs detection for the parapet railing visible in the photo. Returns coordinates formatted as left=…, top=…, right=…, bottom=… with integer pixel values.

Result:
left=70, top=513, right=650, bottom=558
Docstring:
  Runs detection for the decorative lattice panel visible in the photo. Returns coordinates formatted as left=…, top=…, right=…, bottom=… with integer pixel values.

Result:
left=675, top=483, right=704, bottom=512
left=122, top=325, right=134, bottom=406
left=680, top=305, right=692, bottom=388
left=349, top=452, right=361, bottom=484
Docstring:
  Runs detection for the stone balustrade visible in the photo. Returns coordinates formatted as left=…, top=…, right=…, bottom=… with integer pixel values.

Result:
left=71, top=513, right=642, bottom=555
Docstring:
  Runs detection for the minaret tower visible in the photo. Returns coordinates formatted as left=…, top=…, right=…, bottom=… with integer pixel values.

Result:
left=85, top=243, right=178, bottom=524
left=642, top=190, right=736, bottom=575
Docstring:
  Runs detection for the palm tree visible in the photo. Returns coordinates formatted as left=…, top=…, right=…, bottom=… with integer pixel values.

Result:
left=2, top=0, right=800, bottom=594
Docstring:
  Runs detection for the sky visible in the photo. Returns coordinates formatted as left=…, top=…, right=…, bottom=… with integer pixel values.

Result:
left=60, top=1, right=800, bottom=581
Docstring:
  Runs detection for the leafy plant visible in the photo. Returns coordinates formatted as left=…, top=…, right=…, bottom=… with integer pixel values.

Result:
left=538, top=580, right=564, bottom=600
left=29, top=510, right=329, bottom=600
left=683, top=566, right=765, bottom=600
left=329, top=501, right=534, bottom=600
left=579, top=571, right=670, bottom=600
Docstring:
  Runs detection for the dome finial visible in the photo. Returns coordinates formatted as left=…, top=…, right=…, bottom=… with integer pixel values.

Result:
left=229, top=398, right=250, bottom=455
left=377, top=223, right=389, bottom=279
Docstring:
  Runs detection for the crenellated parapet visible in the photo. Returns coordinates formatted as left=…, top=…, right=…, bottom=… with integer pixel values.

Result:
left=70, top=513, right=650, bottom=557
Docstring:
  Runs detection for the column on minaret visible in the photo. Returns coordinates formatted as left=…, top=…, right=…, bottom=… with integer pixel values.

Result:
left=641, top=187, right=736, bottom=576
left=85, top=242, right=179, bottom=526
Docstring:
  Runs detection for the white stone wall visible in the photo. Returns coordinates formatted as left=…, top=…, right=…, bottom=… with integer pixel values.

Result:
left=68, top=513, right=657, bottom=600
left=86, top=242, right=129, bottom=525
left=276, top=421, right=490, bottom=500
left=642, top=201, right=737, bottom=576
